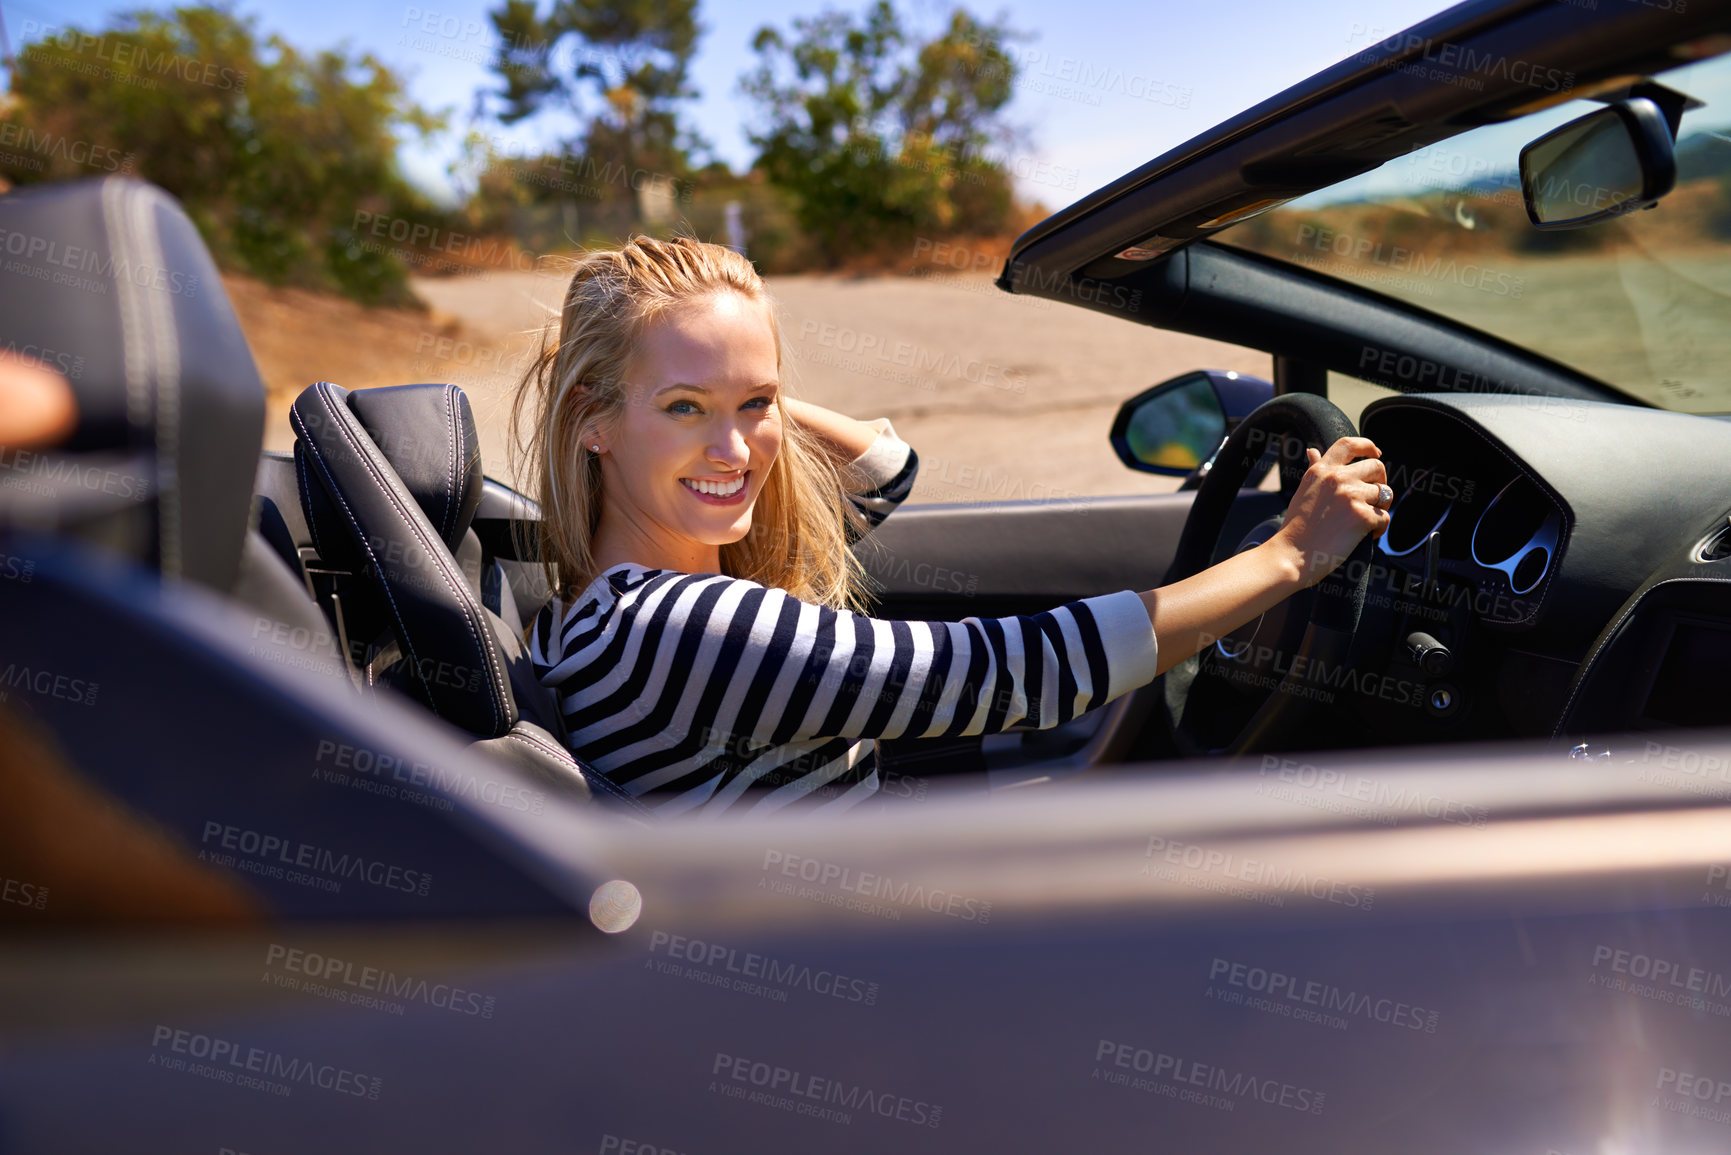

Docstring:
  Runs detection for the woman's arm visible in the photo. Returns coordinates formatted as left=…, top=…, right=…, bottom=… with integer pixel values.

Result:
left=780, top=397, right=884, bottom=465
left=1139, top=436, right=1389, bottom=676
left=534, top=435, right=1389, bottom=753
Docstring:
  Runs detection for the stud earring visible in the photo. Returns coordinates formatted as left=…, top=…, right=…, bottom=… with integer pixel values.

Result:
left=591, top=444, right=601, bottom=453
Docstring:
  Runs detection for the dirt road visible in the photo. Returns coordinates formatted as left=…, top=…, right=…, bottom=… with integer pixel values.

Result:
left=394, top=267, right=1285, bottom=503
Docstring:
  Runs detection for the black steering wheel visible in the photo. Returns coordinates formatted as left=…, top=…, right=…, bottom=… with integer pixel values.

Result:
left=1159, top=393, right=1375, bottom=758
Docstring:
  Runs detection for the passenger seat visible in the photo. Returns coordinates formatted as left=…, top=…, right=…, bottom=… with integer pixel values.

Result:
left=288, top=379, right=650, bottom=815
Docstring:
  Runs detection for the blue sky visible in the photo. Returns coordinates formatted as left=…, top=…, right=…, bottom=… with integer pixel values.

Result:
left=5, top=0, right=1460, bottom=207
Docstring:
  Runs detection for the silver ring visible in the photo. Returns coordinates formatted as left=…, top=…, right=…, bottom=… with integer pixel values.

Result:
left=1376, top=484, right=1393, bottom=508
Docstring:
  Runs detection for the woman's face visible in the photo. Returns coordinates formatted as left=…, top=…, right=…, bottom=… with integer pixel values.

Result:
left=593, top=291, right=783, bottom=569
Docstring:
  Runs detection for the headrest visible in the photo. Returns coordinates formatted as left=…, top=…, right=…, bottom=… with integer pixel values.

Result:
left=0, top=177, right=264, bottom=593
left=294, top=382, right=482, bottom=572
left=292, top=380, right=514, bottom=737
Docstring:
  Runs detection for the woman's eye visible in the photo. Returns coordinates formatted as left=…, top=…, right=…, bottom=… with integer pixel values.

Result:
left=744, top=397, right=773, bottom=411
left=667, top=400, right=700, bottom=416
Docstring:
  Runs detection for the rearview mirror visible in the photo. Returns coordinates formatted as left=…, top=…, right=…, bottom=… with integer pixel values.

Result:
left=1110, top=370, right=1273, bottom=477
left=1519, top=97, right=1676, bottom=230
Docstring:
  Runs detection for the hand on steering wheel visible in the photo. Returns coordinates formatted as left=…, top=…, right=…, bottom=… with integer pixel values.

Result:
left=1159, top=395, right=1390, bottom=758
left=1272, top=437, right=1393, bottom=588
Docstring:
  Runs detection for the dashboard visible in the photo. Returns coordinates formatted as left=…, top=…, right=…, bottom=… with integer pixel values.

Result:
left=1352, top=393, right=1731, bottom=743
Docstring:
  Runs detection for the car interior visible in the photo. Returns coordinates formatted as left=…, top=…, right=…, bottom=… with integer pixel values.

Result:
left=4, top=0, right=1731, bottom=844
left=10, top=2, right=1731, bottom=1149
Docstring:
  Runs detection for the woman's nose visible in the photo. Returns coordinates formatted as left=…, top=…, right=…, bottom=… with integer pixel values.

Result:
left=707, top=422, right=750, bottom=467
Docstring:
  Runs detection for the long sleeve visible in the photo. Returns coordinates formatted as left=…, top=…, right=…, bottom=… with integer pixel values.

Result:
left=839, top=418, right=918, bottom=542
left=531, top=565, right=1158, bottom=811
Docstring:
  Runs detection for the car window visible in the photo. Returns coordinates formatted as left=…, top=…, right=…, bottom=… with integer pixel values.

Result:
left=1220, top=53, right=1731, bottom=415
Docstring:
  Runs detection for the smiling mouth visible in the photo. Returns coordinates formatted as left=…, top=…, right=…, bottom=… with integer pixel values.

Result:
left=681, top=471, right=747, bottom=499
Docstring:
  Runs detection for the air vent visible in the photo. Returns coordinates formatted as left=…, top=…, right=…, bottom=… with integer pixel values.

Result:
left=1700, top=518, right=1731, bottom=562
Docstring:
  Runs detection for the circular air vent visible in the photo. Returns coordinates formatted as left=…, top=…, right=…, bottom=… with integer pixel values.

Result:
left=1699, top=519, right=1731, bottom=563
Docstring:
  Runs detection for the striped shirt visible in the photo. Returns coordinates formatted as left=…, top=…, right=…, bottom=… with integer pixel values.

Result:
left=530, top=423, right=1160, bottom=815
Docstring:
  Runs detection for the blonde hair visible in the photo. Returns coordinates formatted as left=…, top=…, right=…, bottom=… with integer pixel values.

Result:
left=511, top=235, right=872, bottom=611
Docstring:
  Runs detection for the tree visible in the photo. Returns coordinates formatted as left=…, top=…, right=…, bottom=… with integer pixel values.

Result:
left=484, top=0, right=701, bottom=225
left=741, top=1, right=1022, bottom=265
left=1, top=5, right=445, bottom=305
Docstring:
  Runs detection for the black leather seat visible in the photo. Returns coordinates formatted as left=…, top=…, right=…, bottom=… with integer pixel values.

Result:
left=289, top=379, right=650, bottom=814
left=0, top=174, right=628, bottom=816
left=0, top=175, right=344, bottom=661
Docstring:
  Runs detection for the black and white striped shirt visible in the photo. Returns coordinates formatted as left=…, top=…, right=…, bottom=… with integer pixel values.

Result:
left=530, top=424, right=1159, bottom=814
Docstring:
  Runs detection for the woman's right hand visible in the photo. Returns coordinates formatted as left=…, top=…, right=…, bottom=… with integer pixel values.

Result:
left=1271, top=435, right=1391, bottom=588
left=1138, top=434, right=1394, bottom=676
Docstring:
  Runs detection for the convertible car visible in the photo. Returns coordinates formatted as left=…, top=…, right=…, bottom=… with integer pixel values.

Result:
left=4, top=0, right=1731, bottom=1150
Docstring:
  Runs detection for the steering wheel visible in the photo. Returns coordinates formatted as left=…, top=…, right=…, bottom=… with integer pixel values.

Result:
left=1159, top=392, right=1376, bottom=758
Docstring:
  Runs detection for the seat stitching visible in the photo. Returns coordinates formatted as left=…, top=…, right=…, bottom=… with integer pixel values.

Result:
left=300, top=382, right=510, bottom=733
left=442, top=384, right=459, bottom=543
left=295, top=446, right=332, bottom=563
left=291, top=388, right=427, bottom=692
left=499, top=732, right=656, bottom=815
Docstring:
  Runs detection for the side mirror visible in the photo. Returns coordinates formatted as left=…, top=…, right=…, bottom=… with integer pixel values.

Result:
left=1110, top=369, right=1274, bottom=479
left=1519, top=97, right=1676, bottom=230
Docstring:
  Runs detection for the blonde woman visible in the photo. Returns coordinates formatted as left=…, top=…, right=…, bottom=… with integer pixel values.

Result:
left=515, top=236, right=1389, bottom=816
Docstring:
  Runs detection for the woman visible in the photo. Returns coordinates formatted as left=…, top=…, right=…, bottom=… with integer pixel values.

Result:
left=515, top=236, right=1390, bottom=816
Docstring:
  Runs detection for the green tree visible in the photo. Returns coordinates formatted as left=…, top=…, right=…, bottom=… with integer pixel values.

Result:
left=741, top=1, right=1022, bottom=265
left=485, top=0, right=701, bottom=226
left=2, top=5, right=444, bottom=305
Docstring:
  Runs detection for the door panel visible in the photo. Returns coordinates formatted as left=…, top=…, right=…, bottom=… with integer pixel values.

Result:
left=860, top=490, right=1288, bottom=619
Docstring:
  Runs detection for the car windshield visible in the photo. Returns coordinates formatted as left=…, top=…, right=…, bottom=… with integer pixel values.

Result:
left=1219, top=52, right=1731, bottom=415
